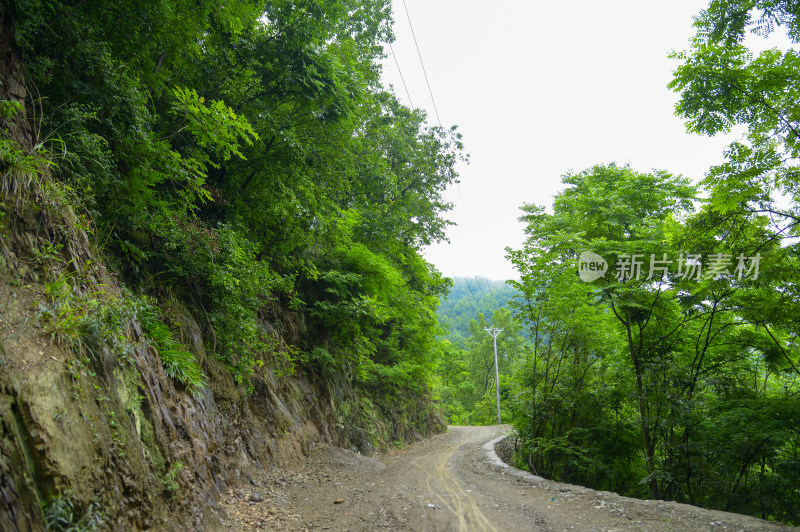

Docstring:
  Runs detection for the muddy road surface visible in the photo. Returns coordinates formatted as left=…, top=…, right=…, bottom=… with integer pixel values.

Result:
left=219, top=425, right=796, bottom=531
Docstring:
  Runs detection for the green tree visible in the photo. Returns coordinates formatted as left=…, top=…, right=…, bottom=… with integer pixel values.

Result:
left=507, top=162, right=800, bottom=520
left=10, top=0, right=462, bottom=443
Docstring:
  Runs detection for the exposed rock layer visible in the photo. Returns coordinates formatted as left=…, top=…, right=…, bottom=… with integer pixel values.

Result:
left=0, top=8, right=444, bottom=529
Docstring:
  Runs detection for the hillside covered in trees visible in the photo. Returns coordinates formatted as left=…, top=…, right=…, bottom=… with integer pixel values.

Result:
left=0, top=0, right=459, bottom=528
left=432, top=277, right=523, bottom=425
left=2, top=0, right=800, bottom=529
left=436, top=277, right=518, bottom=341
left=433, top=2, right=800, bottom=525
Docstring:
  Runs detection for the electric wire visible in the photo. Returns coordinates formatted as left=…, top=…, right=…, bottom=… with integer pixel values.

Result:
left=385, top=5, right=484, bottom=319
left=400, top=0, right=442, bottom=128
left=377, top=108, right=483, bottom=317
left=394, top=0, right=504, bottom=322
left=388, top=41, right=414, bottom=109
left=398, top=0, right=500, bottom=310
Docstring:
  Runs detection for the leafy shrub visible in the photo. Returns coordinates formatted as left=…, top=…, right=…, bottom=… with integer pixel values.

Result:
left=161, top=462, right=184, bottom=500
left=38, top=269, right=127, bottom=356
left=158, top=219, right=293, bottom=384
left=138, top=304, right=208, bottom=398
left=42, top=492, right=104, bottom=532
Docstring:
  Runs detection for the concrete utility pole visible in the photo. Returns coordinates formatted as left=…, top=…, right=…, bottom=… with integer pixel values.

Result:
left=484, top=327, right=503, bottom=425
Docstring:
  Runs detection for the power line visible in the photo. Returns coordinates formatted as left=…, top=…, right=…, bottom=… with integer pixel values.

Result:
left=401, top=0, right=442, bottom=127
left=396, top=0, right=503, bottom=317
left=388, top=21, right=480, bottom=324
left=388, top=41, right=414, bottom=109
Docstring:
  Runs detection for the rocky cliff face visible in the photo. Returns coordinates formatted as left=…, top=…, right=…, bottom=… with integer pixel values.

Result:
left=0, top=8, right=443, bottom=530
left=0, top=265, right=338, bottom=530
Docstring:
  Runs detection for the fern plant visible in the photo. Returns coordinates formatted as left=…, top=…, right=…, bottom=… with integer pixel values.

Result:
left=42, top=492, right=104, bottom=532
left=138, top=302, right=208, bottom=398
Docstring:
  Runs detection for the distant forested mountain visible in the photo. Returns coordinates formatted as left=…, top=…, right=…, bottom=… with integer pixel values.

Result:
left=436, top=277, right=520, bottom=344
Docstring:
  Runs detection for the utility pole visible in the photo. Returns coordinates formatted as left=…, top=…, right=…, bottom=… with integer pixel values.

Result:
left=484, top=327, right=503, bottom=425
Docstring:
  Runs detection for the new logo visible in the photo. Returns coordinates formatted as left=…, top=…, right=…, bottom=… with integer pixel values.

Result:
left=578, top=251, right=608, bottom=282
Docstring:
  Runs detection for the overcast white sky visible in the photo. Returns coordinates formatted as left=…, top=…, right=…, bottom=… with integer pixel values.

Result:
left=380, top=0, right=743, bottom=281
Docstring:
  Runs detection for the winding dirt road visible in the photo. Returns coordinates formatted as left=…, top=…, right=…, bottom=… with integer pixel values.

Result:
left=220, top=425, right=797, bottom=531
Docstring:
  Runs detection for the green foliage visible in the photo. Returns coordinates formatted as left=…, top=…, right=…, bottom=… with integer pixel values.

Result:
left=37, top=269, right=133, bottom=357
left=301, top=347, right=337, bottom=381
left=161, top=462, right=184, bottom=500
left=506, top=162, right=800, bottom=523
left=171, top=87, right=258, bottom=163
left=42, top=492, right=104, bottom=532
left=138, top=305, right=208, bottom=398
left=0, top=100, right=22, bottom=121
left=0, top=133, right=58, bottom=215
left=9, top=0, right=458, bottom=451
left=669, top=1, right=800, bottom=244
left=157, top=219, right=300, bottom=384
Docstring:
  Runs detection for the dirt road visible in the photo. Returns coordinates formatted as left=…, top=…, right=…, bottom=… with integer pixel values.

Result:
left=219, top=425, right=796, bottom=531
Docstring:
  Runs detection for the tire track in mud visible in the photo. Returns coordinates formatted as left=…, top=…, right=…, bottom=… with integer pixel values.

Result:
left=411, top=433, right=498, bottom=532
left=222, top=424, right=798, bottom=531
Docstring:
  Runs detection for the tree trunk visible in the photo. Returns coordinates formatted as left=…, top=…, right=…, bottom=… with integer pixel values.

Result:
left=615, top=306, right=660, bottom=500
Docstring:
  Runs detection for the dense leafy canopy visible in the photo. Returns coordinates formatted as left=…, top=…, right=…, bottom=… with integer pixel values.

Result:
left=503, top=163, right=800, bottom=522
left=420, top=2, right=800, bottom=522
left=669, top=0, right=800, bottom=237
left=6, top=0, right=462, bottom=437
left=7, top=0, right=800, bottom=524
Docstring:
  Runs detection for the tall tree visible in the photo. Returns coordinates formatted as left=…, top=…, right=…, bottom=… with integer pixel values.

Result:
left=506, top=162, right=800, bottom=520
left=9, top=0, right=463, bottom=436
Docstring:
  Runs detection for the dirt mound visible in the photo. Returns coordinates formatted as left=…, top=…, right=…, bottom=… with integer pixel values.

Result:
left=310, top=445, right=387, bottom=473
